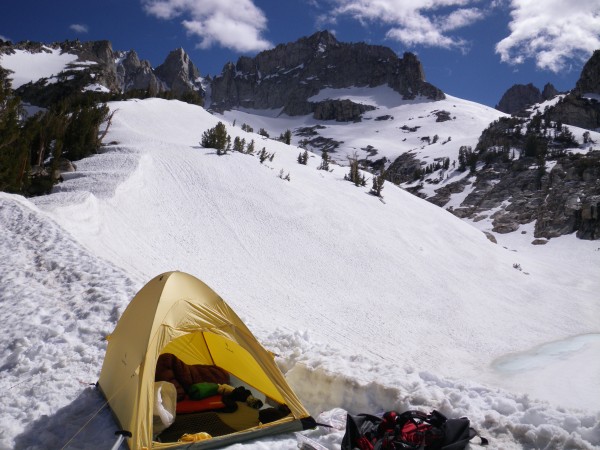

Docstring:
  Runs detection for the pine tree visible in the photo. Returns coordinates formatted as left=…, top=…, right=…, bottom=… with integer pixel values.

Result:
left=246, top=139, right=255, bottom=154
left=318, top=150, right=330, bottom=171
left=297, top=150, right=308, bottom=165
left=0, top=68, right=28, bottom=193
left=225, top=135, right=232, bottom=153
left=280, top=129, right=292, bottom=144
left=458, top=146, right=476, bottom=172
left=259, top=147, right=268, bottom=163
left=371, top=169, right=386, bottom=196
left=233, top=136, right=243, bottom=152
left=201, top=121, right=228, bottom=153
left=344, top=152, right=363, bottom=186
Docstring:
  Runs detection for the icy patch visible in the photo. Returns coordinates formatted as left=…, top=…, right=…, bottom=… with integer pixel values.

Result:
left=488, top=334, right=600, bottom=410
left=493, top=334, right=600, bottom=373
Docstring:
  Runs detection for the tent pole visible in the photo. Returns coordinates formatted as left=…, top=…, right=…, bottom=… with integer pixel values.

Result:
left=110, top=430, right=132, bottom=450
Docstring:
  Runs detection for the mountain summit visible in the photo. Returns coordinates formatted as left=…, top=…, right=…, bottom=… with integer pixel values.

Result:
left=209, top=30, right=444, bottom=117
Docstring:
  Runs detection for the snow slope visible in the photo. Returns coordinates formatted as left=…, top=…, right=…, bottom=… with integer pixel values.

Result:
left=0, top=47, right=80, bottom=89
left=217, top=86, right=505, bottom=168
left=1, top=98, right=599, bottom=450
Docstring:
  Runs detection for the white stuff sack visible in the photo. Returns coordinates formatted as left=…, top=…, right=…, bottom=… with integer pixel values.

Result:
left=153, top=381, right=177, bottom=434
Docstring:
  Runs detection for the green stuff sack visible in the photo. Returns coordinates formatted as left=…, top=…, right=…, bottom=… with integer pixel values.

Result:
left=188, top=382, right=219, bottom=400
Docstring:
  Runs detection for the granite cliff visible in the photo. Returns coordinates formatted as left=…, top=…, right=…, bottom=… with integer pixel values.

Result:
left=209, top=31, right=444, bottom=120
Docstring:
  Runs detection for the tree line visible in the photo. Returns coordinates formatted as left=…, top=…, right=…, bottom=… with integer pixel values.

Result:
left=0, top=67, right=110, bottom=195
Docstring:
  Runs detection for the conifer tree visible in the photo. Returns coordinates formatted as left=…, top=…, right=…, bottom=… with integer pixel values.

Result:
left=297, top=149, right=308, bottom=165
left=225, top=135, right=232, bottom=153
left=259, top=147, right=268, bottom=163
left=371, top=168, right=386, bottom=197
left=280, top=129, right=292, bottom=144
left=318, top=150, right=330, bottom=171
left=344, top=152, right=362, bottom=185
left=246, top=139, right=255, bottom=154
left=0, top=68, right=26, bottom=193
left=233, top=136, right=243, bottom=152
left=201, top=121, right=228, bottom=153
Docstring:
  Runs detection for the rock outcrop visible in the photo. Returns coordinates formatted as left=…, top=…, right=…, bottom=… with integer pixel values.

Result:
left=496, top=82, right=560, bottom=115
left=312, top=99, right=375, bottom=122
left=155, top=48, right=202, bottom=97
left=574, top=49, right=600, bottom=96
left=496, top=83, right=542, bottom=115
left=118, top=49, right=164, bottom=94
left=543, top=50, right=600, bottom=131
left=545, top=95, right=600, bottom=131
left=542, top=82, right=559, bottom=100
left=429, top=151, right=600, bottom=240
left=210, top=30, right=444, bottom=119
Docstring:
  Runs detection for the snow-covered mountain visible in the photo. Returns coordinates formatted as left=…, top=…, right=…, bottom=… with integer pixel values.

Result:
left=1, top=98, right=599, bottom=449
left=0, top=40, right=203, bottom=105
left=2, top=34, right=598, bottom=243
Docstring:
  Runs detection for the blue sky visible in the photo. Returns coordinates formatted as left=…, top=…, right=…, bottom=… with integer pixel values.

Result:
left=1, top=0, right=599, bottom=107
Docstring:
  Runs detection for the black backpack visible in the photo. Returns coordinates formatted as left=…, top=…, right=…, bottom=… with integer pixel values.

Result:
left=341, top=409, right=488, bottom=450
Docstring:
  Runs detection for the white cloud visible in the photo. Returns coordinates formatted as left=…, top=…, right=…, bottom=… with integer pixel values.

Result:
left=142, top=0, right=272, bottom=53
left=496, top=0, right=600, bottom=72
left=323, top=0, right=487, bottom=50
left=69, top=24, right=89, bottom=34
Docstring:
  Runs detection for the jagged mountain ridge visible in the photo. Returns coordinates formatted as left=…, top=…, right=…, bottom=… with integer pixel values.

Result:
left=0, top=39, right=204, bottom=105
left=209, top=30, right=444, bottom=118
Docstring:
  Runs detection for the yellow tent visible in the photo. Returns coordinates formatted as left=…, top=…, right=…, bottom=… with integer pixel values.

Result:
left=98, top=271, right=314, bottom=449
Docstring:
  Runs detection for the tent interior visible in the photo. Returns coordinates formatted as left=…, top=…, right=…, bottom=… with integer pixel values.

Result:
left=152, top=331, right=296, bottom=444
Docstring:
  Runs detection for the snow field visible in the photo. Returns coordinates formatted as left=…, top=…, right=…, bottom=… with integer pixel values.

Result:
left=0, top=97, right=598, bottom=449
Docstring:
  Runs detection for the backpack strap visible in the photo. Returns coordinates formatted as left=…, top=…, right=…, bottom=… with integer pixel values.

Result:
left=468, top=427, right=489, bottom=446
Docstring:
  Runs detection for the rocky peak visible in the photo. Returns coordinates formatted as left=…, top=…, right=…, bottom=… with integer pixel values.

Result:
left=495, top=83, right=542, bottom=115
left=210, top=30, right=444, bottom=117
left=122, top=49, right=141, bottom=69
left=155, top=48, right=202, bottom=97
left=542, top=82, right=559, bottom=100
left=574, top=49, right=600, bottom=96
left=117, top=49, right=164, bottom=94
